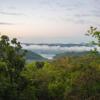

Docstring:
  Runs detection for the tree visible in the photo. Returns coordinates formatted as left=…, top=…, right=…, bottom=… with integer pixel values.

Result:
left=86, top=26, right=100, bottom=54
left=0, top=35, right=26, bottom=83
left=0, top=35, right=26, bottom=100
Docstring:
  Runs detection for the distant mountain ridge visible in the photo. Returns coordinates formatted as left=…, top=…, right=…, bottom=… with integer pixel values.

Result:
left=22, top=43, right=96, bottom=60
left=21, top=43, right=91, bottom=47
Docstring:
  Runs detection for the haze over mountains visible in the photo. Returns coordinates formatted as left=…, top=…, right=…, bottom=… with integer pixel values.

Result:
left=22, top=43, right=100, bottom=60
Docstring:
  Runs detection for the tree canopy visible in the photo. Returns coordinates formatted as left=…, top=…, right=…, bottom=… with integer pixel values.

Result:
left=0, top=27, right=100, bottom=100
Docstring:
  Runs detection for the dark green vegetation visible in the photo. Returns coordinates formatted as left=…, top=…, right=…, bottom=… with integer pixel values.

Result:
left=26, top=50, right=46, bottom=61
left=0, top=27, right=100, bottom=100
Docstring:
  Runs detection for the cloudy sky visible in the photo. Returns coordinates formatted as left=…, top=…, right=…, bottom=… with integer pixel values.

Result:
left=0, top=0, right=100, bottom=43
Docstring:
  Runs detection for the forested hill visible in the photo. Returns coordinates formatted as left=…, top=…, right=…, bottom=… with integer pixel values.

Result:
left=54, top=51, right=90, bottom=58
left=26, top=50, right=46, bottom=61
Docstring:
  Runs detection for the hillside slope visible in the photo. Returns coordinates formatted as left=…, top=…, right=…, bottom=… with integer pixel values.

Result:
left=26, top=50, right=46, bottom=61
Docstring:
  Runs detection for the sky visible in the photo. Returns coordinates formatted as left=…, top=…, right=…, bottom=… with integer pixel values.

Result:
left=0, top=0, right=100, bottom=43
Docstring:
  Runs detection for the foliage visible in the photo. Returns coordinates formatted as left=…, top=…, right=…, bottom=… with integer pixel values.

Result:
left=86, top=26, right=100, bottom=54
left=0, top=35, right=33, bottom=100
left=21, top=56, right=100, bottom=100
left=0, top=30, right=100, bottom=100
left=86, top=26, right=100, bottom=46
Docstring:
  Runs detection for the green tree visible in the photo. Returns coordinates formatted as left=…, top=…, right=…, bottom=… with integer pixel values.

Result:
left=0, top=35, right=26, bottom=100
left=87, top=26, right=100, bottom=46
left=86, top=26, right=100, bottom=55
left=0, top=35, right=26, bottom=84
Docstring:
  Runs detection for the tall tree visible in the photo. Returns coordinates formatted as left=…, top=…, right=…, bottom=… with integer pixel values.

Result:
left=0, top=35, right=26, bottom=100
